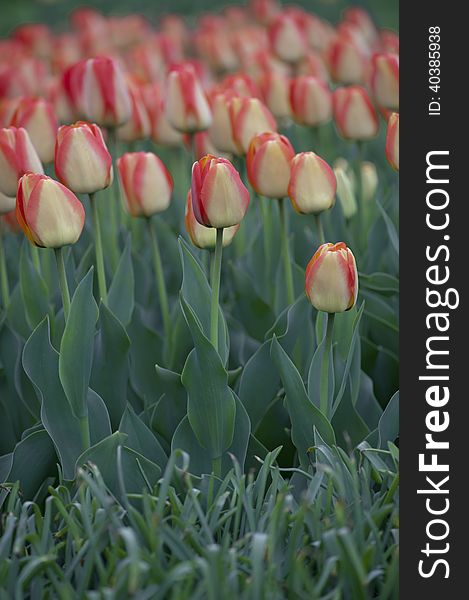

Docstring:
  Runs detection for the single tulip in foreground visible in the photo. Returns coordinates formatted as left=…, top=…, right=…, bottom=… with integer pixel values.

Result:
left=288, top=151, right=336, bottom=216
left=16, top=172, right=85, bottom=249
left=55, top=121, right=113, bottom=194
left=305, top=242, right=358, bottom=314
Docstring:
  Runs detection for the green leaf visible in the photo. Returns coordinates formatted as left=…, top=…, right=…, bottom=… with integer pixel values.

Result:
left=1, top=430, right=56, bottom=500
left=171, top=394, right=250, bottom=476
left=151, top=366, right=187, bottom=446
left=180, top=296, right=236, bottom=460
left=178, top=237, right=229, bottom=364
left=119, top=405, right=167, bottom=469
left=307, top=329, right=334, bottom=416
left=91, top=303, right=131, bottom=428
left=59, top=269, right=98, bottom=419
left=359, top=272, right=399, bottom=296
left=376, top=199, right=399, bottom=256
left=108, top=236, right=135, bottom=326
left=88, top=389, right=112, bottom=445
left=378, top=391, right=399, bottom=448
left=19, top=242, right=50, bottom=331
left=23, top=317, right=83, bottom=479
left=271, top=336, right=335, bottom=468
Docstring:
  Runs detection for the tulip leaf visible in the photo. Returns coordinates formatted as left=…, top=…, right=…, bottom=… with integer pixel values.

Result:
left=59, top=268, right=99, bottom=420
left=307, top=332, right=335, bottom=416
left=271, top=336, right=335, bottom=468
left=151, top=365, right=187, bottom=446
left=378, top=391, right=399, bottom=449
left=1, top=429, right=56, bottom=501
left=171, top=394, right=250, bottom=476
left=180, top=295, right=236, bottom=460
left=376, top=199, right=399, bottom=256
left=88, top=389, right=112, bottom=445
left=359, top=272, right=399, bottom=296
left=19, top=242, right=50, bottom=331
left=178, top=237, right=229, bottom=364
left=91, top=303, right=131, bottom=428
left=23, top=317, right=83, bottom=480
left=119, top=404, right=167, bottom=469
left=108, top=236, right=135, bottom=326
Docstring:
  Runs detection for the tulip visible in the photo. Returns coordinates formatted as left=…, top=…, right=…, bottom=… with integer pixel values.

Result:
left=191, top=155, right=249, bottom=353
left=370, top=53, right=399, bottom=111
left=385, top=112, right=399, bottom=171
left=381, top=30, right=400, bottom=54
left=191, top=131, right=223, bottom=161
left=191, top=154, right=250, bottom=229
left=288, top=152, right=336, bottom=218
left=333, top=86, right=379, bottom=141
left=185, top=190, right=239, bottom=249
left=80, top=57, right=132, bottom=128
left=290, top=76, right=332, bottom=127
left=117, top=152, right=173, bottom=218
left=10, top=97, right=58, bottom=163
left=141, top=83, right=183, bottom=148
left=334, top=164, right=357, bottom=219
left=296, top=51, right=330, bottom=81
left=343, top=7, right=379, bottom=47
left=259, top=70, right=291, bottom=119
left=250, top=0, right=280, bottom=25
left=55, top=122, right=113, bottom=195
left=222, top=72, right=262, bottom=99
left=327, top=32, right=368, bottom=85
left=361, top=161, right=378, bottom=203
left=16, top=173, right=85, bottom=249
left=229, top=96, right=277, bottom=155
left=208, top=90, right=239, bottom=154
left=246, top=132, right=294, bottom=199
left=305, top=242, right=358, bottom=313
left=0, top=127, right=44, bottom=197
left=116, top=82, right=151, bottom=143
left=165, top=63, right=212, bottom=133
left=268, top=12, right=307, bottom=63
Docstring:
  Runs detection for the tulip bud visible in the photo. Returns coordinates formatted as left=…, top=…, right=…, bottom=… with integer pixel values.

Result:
left=141, top=83, right=183, bottom=148
left=385, top=112, right=399, bottom=171
left=370, top=53, right=399, bottom=111
left=80, top=57, right=132, bottom=127
left=327, top=32, right=368, bottom=84
left=185, top=190, right=239, bottom=249
left=165, top=63, right=212, bottom=133
left=54, top=121, right=113, bottom=195
left=361, top=161, right=378, bottom=203
left=208, top=90, right=239, bottom=154
left=229, top=96, right=277, bottom=155
left=290, top=76, right=332, bottom=127
left=10, top=97, right=58, bottom=164
left=16, top=173, right=85, bottom=248
left=305, top=242, right=358, bottom=313
left=268, top=13, right=307, bottom=63
left=250, top=0, right=281, bottom=25
left=333, top=86, right=379, bottom=141
left=117, top=152, right=173, bottom=218
left=0, top=191, right=15, bottom=215
left=334, top=165, right=357, bottom=219
left=288, top=152, right=336, bottom=215
left=246, top=132, right=294, bottom=198
left=191, top=154, right=250, bottom=228
left=259, top=70, right=291, bottom=119
left=117, top=82, right=151, bottom=143
left=0, top=127, right=44, bottom=197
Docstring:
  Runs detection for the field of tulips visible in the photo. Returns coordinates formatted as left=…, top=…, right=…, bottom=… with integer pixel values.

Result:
left=0, top=0, right=399, bottom=597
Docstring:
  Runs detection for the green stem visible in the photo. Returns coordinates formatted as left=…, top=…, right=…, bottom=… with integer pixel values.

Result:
left=0, top=228, right=9, bottom=309
left=89, top=193, right=107, bottom=304
left=320, top=312, right=335, bottom=417
left=260, top=199, right=273, bottom=275
left=210, top=228, right=224, bottom=351
left=278, top=198, right=295, bottom=305
left=30, top=245, right=42, bottom=275
left=315, top=214, right=325, bottom=245
left=355, top=141, right=364, bottom=242
left=107, top=127, right=122, bottom=271
left=54, top=247, right=71, bottom=322
left=148, top=217, right=171, bottom=345
left=79, top=416, right=90, bottom=450
left=212, top=456, right=222, bottom=478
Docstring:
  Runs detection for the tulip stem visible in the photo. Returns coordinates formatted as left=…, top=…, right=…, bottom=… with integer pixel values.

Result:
left=210, top=228, right=224, bottom=351
left=148, top=217, right=171, bottom=347
left=54, top=247, right=71, bottom=322
left=315, top=214, right=325, bottom=245
left=79, top=416, right=91, bottom=450
left=278, top=198, right=295, bottom=306
left=0, top=228, right=9, bottom=309
left=320, top=312, right=335, bottom=417
left=260, top=199, right=273, bottom=278
left=212, top=455, right=222, bottom=478
left=30, top=245, right=42, bottom=275
left=107, top=127, right=122, bottom=271
left=89, top=193, right=108, bottom=304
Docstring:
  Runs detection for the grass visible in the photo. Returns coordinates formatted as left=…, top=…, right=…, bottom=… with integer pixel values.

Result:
left=1, top=443, right=398, bottom=599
